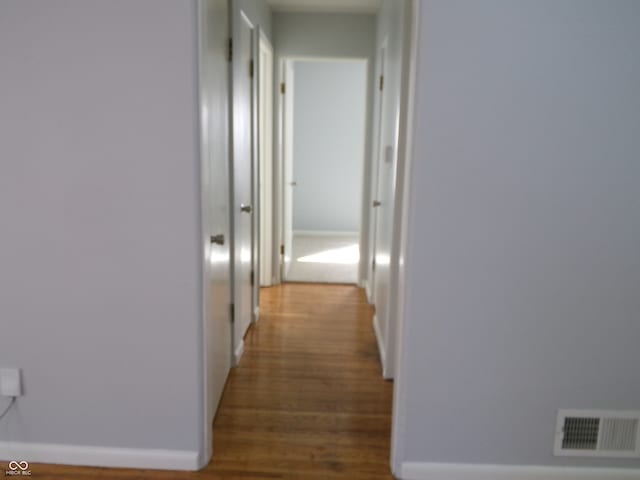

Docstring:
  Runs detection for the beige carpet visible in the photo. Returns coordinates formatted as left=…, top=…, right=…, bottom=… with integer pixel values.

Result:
left=285, top=232, right=359, bottom=284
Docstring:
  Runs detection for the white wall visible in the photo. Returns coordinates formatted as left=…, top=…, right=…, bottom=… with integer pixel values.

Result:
left=0, top=0, right=204, bottom=468
left=292, top=60, right=367, bottom=233
left=395, top=0, right=640, bottom=474
left=272, top=12, right=376, bottom=280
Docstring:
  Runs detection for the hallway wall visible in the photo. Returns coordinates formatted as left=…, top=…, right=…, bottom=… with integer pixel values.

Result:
left=292, top=60, right=368, bottom=233
left=0, top=0, right=204, bottom=468
left=396, top=0, right=640, bottom=475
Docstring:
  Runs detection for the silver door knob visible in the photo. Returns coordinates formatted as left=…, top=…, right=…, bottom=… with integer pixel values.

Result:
left=373, top=200, right=382, bottom=207
left=240, top=204, right=252, bottom=213
left=210, top=234, right=225, bottom=245
left=290, top=181, right=297, bottom=186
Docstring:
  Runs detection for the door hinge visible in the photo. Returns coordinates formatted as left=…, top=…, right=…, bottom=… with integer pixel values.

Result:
left=227, top=38, right=233, bottom=62
left=280, top=82, right=286, bottom=94
left=379, top=75, right=384, bottom=91
left=372, top=258, right=376, bottom=271
left=230, top=303, right=235, bottom=323
left=250, top=270, right=255, bottom=286
left=280, top=244, right=285, bottom=255
left=249, top=59, right=254, bottom=78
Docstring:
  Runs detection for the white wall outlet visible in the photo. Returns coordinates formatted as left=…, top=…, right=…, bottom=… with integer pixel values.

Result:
left=0, top=368, right=22, bottom=397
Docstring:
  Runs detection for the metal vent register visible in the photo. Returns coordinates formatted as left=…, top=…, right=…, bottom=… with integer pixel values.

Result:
left=555, top=410, right=640, bottom=458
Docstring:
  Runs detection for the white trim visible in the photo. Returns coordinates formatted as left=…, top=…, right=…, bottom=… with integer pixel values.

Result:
left=0, top=441, right=200, bottom=471
left=391, top=0, right=421, bottom=474
left=234, top=339, right=245, bottom=366
left=254, top=306, right=260, bottom=322
left=372, top=314, right=387, bottom=376
left=195, top=0, right=212, bottom=467
left=258, top=28, right=274, bottom=288
left=400, top=462, right=640, bottom=480
left=361, top=279, right=371, bottom=302
left=279, top=55, right=369, bottom=63
left=293, top=230, right=360, bottom=238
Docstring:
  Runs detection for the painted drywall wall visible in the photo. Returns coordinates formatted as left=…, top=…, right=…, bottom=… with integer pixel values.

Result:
left=396, top=0, right=640, bottom=471
left=272, top=13, right=376, bottom=280
left=0, top=0, right=203, bottom=464
left=292, top=61, right=367, bottom=232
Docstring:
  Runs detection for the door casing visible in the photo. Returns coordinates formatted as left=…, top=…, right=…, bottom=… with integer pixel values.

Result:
left=257, top=31, right=275, bottom=288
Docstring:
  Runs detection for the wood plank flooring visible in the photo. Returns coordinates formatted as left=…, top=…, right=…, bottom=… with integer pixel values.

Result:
left=20, top=284, right=394, bottom=479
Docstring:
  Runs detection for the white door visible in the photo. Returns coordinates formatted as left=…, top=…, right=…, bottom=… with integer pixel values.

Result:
left=369, top=43, right=387, bottom=300
left=230, top=6, right=254, bottom=364
left=258, top=32, right=274, bottom=286
left=250, top=29, right=259, bottom=323
left=199, top=0, right=231, bottom=458
left=371, top=39, right=398, bottom=379
left=281, top=60, right=295, bottom=279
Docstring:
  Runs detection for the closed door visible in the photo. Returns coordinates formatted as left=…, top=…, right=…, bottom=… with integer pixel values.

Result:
left=258, top=33, right=274, bottom=286
left=370, top=43, right=387, bottom=300
left=230, top=7, right=254, bottom=364
left=281, top=60, right=295, bottom=279
left=200, top=0, right=231, bottom=456
left=371, top=39, right=397, bottom=379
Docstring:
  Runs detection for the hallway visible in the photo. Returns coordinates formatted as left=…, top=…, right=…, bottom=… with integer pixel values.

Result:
left=29, top=284, right=394, bottom=479
left=210, top=283, right=394, bottom=478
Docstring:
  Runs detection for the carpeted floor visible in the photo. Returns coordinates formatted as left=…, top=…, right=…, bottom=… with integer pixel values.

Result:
left=286, top=232, right=360, bottom=284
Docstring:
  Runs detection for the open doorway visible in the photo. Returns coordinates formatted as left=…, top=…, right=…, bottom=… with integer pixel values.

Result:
left=227, top=0, right=413, bottom=474
left=278, top=58, right=368, bottom=284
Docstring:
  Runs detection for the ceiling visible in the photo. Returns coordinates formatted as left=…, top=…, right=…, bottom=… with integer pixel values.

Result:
left=267, top=0, right=382, bottom=14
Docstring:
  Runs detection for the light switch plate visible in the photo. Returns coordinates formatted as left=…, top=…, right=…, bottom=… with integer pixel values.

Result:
left=0, top=368, right=22, bottom=397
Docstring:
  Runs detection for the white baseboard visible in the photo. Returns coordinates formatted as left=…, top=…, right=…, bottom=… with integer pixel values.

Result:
left=362, top=279, right=372, bottom=302
left=293, top=230, right=359, bottom=238
left=372, top=315, right=387, bottom=376
left=233, top=339, right=245, bottom=366
left=253, top=306, right=260, bottom=322
left=400, top=462, right=640, bottom=480
left=0, top=441, right=200, bottom=471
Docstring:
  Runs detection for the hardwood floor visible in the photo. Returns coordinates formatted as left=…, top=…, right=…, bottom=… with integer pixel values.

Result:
left=24, top=284, right=394, bottom=479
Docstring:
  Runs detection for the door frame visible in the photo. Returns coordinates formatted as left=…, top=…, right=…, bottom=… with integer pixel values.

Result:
left=275, top=56, right=371, bottom=284
left=256, top=30, right=274, bottom=289
left=196, top=0, right=420, bottom=472
left=278, top=58, right=294, bottom=281
left=389, top=0, right=420, bottom=473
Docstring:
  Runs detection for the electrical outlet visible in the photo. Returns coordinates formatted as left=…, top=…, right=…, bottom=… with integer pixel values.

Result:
left=0, top=368, right=22, bottom=397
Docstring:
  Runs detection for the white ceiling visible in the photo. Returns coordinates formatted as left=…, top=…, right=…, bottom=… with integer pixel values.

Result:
left=267, top=0, right=382, bottom=14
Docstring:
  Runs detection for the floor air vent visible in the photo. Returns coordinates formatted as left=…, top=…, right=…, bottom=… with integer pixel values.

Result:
left=555, top=410, right=640, bottom=458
